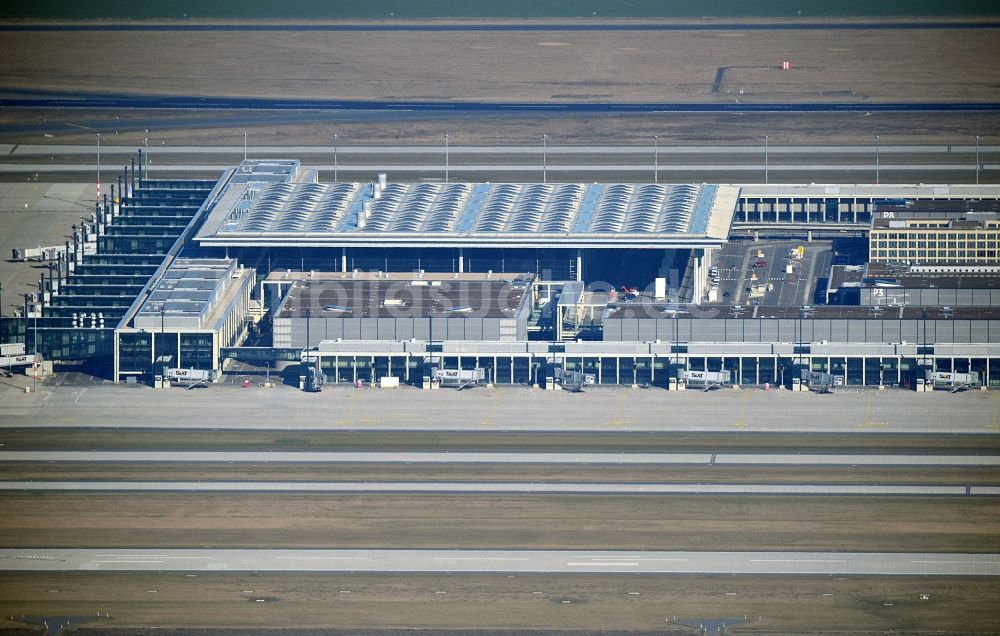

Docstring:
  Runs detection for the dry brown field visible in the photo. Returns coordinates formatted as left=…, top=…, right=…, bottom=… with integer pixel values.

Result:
left=2, top=572, right=999, bottom=633
left=0, top=21, right=998, bottom=148
left=2, top=492, right=998, bottom=552
left=4, top=463, right=999, bottom=485
left=4, top=108, right=1000, bottom=148
left=1, top=25, right=997, bottom=103
left=2, top=19, right=1000, bottom=634
left=4, top=428, right=998, bottom=452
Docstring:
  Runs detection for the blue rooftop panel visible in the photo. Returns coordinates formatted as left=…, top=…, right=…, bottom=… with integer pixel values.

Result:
left=690, top=184, right=717, bottom=234
left=338, top=182, right=373, bottom=232
left=573, top=184, right=604, bottom=233
left=456, top=183, right=492, bottom=233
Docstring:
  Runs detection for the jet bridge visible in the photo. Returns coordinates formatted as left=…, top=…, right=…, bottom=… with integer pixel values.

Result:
left=431, top=367, right=486, bottom=390
left=799, top=370, right=845, bottom=393
left=926, top=370, right=981, bottom=393
left=679, top=369, right=732, bottom=391
left=553, top=368, right=596, bottom=392
left=0, top=343, right=34, bottom=376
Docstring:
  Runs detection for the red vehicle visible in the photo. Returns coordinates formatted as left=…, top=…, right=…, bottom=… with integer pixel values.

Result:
left=755, top=259, right=767, bottom=268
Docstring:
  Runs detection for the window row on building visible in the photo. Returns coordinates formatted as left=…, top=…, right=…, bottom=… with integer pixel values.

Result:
left=299, top=351, right=1000, bottom=389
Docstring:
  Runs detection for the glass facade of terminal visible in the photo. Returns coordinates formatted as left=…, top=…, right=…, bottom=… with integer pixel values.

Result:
left=0, top=178, right=215, bottom=370
left=301, top=353, right=1000, bottom=389
left=870, top=220, right=1000, bottom=264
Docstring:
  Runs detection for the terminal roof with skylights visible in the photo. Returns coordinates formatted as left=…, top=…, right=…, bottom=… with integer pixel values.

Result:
left=195, top=160, right=739, bottom=250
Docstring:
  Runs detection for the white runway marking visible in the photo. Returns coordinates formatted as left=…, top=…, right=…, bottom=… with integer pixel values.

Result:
left=0, top=481, right=982, bottom=497
left=750, top=559, right=848, bottom=563
left=2, top=549, right=996, bottom=575
left=2, top=451, right=996, bottom=466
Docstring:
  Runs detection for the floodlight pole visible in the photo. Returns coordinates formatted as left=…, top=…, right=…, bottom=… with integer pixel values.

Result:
left=976, top=135, right=981, bottom=185
left=542, top=134, right=547, bottom=183
left=160, top=304, right=165, bottom=345
left=144, top=130, right=150, bottom=179
left=763, top=135, right=768, bottom=184
left=32, top=312, right=38, bottom=393
left=653, top=135, right=659, bottom=184
left=243, top=132, right=247, bottom=162
left=445, top=132, right=449, bottom=183
left=96, top=133, right=101, bottom=203
left=333, top=133, right=338, bottom=182
left=875, top=135, right=880, bottom=184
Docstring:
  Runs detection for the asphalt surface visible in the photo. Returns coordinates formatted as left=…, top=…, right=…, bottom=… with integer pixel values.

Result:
left=3, top=22, right=999, bottom=32
left=3, top=142, right=992, bottom=182
left=2, top=548, right=998, bottom=575
left=2, top=451, right=997, bottom=465
left=3, top=480, right=996, bottom=496
left=3, top=162, right=992, bottom=175
left=1, top=384, right=996, bottom=434
left=2, top=91, right=999, bottom=113
left=6, top=142, right=996, bottom=154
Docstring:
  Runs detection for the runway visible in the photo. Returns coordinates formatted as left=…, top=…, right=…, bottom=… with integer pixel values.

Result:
left=3, top=22, right=998, bottom=32
left=2, top=548, right=998, bottom=575
left=2, top=162, right=992, bottom=175
left=7, top=142, right=995, bottom=155
left=2, top=91, right=998, bottom=114
left=2, top=451, right=998, bottom=465
left=2, top=480, right=995, bottom=496
left=3, top=141, right=993, bottom=180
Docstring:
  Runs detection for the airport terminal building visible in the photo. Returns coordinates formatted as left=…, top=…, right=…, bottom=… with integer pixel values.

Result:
left=5, top=155, right=1000, bottom=390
